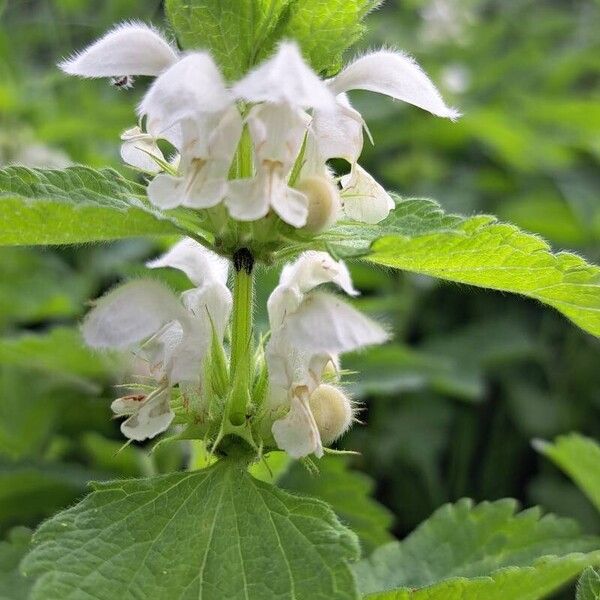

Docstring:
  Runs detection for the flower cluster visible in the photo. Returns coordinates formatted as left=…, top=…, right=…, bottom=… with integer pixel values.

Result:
left=61, top=22, right=458, bottom=234
left=65, top=21, right=457, bottom=459
left=83, top=243, right=387, bottom=458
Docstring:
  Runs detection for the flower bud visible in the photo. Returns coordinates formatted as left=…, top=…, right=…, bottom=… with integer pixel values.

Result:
left=309, top=384, right=353, bottom=445
left=296, top=175, right=341, bottom=233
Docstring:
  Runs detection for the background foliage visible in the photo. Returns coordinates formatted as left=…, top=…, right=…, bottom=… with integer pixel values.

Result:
left=0, top=0, right=599, bottom=598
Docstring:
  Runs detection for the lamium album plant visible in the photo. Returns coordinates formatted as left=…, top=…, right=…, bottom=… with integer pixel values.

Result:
left=1, top=1, right=600, bottom=599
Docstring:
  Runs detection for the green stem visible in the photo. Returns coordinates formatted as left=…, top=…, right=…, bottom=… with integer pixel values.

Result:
left=229, top=248, right=254, bottom=425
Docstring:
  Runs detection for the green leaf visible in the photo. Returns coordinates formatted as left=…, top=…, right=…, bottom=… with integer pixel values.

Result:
left=23, top=458, right=361, bottom=600
left=366, top=555, right=600, bottom=599
left=280, top=0, right=382, bottom=76
left=0, top=368, right=64, bottom=460
left=0, top=460, right=96, bottom=528
left=577, top=567, right=600, bottom=600
left=165, top=0, right=293, bottom=80
left=0, top=328, right=118, bottom=384
left=0, top=166, right=184, bottom=245
left=344, top=344, right=484, bottom=402
left=0, top=248, right=92, bottom=325
left=534, top=434, right=600, bottom=512
left=0, top=527, right=33, bottom=600
left=364, top=197, right=600, bottom=337
left=278, top=455, right=394, bottom=553
left=165, top=0, right=380, bottom=79
left=325, top=197, right=463, bottom=259
left=353, top=498, right=600, bottom=597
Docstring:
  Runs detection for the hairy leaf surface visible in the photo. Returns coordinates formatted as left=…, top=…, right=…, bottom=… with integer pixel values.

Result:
left=0, top=166, right=183, bottom=245
left=360, top=198, right=600, bottom=337
left=354, top=498, right=600, bottom=596
left=165, top=0, right=293, bottom=79
left=278, top=455, right=394, bottom=553
left=23, top=459, right=360, bottom=600
left=577, top=567, right=600, bottom=600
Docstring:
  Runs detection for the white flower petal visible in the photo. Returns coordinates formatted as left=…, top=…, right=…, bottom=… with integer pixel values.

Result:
left=139, top=53, right=232, bottom=138
left=234, top=42, right=335, bottom=110
left=225, top=178, right=271, bottom=222
left=207, top=106, right=244, bottom=160
left=120, top=126, right=164, bottom=172
left=180, top=159, right=229, bottom=209
left=147, top=173, right=184, bottom=209
left=167, top=322, right=209, bottom=384
left=247, top=103, right=310, bottom=168
left=272, top=391, right=323, bottom=458
left=142, top=321, right=184, bottom=381
left=330, top=50, right=460, bottom=120
left=111, top=395, right=145, bottom=416
left=120, top=388, right=174, bottom=441
left=284, top=291, right=389, bottom=357
left=271, top=187, right=309, bottom=228
left=59, top=22, right=178, bottom=78
left=181, top=284, right=233, bottom=340
left=280, top=251, right=358, bottom=297
left=147, top=238, right=229, bottom=287
left=341, top=164, right=395, bottom=224
left=178, top=105, right=242, bottom=164
left=267, top=251, right=357, bottom=332
left=311, top=94, right=364, bottom=164
left=83, top=280, right=185, bottom=349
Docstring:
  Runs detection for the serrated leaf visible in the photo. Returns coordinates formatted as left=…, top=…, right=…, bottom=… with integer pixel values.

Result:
left=535, top=434, right=600, bottom=512
left=23, top=458, right=361, bottom=600
left=353, top=498, right=600, bottom=596
left=165, top=0, right=293, bottom=80
left=280, top=0, right=382, bottom=76
left=0, top=166, right=185, bottom=245
left=366, top=554, right=600, bottom=599
left=166, top=0, right=380, bottom=79
left=363, top=197, right=600, bottom=337
left=325, top=197, right=463, bottom=259
left=0, top=527, right=33, bottom=600
left=279, top=455, right=394, bottom=553
left=577, top=567, right=600, bottom=600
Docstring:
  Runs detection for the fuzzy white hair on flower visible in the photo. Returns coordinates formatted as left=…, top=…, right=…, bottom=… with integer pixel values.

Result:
left=233, top=41, right=336, bottom=110
left=308, top=49, right=459, bottom=224
left=136, top=54, right=242, bottom=210
left=266, top=251, right=388, bottom=458
left=83, top=239, right=232, bottom=441
left=226, top=43, right=337, bottom=228
left=59, top=22, right=178, bottom=79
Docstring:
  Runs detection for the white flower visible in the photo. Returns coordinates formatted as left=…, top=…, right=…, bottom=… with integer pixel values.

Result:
left=59, top=22, right=178, bottom=78
left=310, top=49, right=460, bottom=224
left=60, top=25, right=243, bottom=211
left=82, top=238, right=232, bottom=441
left=120, top=126, right=165, bottom=173
left=226, top=42, right=336, bottom=227
left=140, top=54, right=243, bottom=209
left=61, top=24, right=458, bottom=231
left=266, top=251, right=388, bottom=458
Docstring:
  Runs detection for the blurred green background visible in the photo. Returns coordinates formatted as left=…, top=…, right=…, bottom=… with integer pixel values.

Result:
left=0, top=1, right=599, bottom=596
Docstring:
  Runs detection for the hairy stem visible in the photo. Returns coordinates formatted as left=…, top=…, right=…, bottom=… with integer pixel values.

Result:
left=229, top=248, right=254, bottom=425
